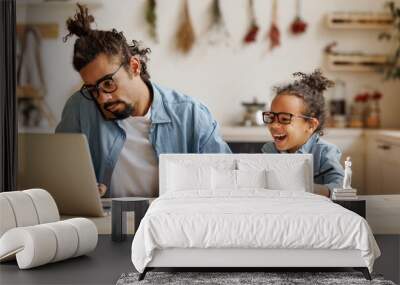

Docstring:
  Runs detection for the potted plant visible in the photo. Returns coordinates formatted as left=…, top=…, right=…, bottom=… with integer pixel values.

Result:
left=379, top=2, right=400, bottom=80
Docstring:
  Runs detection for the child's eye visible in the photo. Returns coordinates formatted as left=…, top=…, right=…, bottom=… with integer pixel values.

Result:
left=279, top=114, right=292, bottom=124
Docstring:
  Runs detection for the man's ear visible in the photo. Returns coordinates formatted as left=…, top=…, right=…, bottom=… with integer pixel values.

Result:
left=128, top=56, right=141, bottom=76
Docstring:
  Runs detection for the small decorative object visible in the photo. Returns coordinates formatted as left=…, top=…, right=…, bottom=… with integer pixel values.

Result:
left=365, top=90, right=383, bottom=128
left=176, top=0, right=195, bottom=54
left=343, top=157, right=352, bottom=189
left=290, top=0, right=307, bottom=35
left=243, top=0, right=259, bottom=43
left=332, top=157, right=358, bottom=200
left=241, top=97, right=266, bottom=126
left=145, top=0, right=157, bottom=41
left=267, top=0, right=280, bottom=50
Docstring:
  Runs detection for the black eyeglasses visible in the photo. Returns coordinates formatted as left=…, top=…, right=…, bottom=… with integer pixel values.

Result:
left=80, top=63, right=125, bottom=100
left=262, top=111, right=313, bottom=125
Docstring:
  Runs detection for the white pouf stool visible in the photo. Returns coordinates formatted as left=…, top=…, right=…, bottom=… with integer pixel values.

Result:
left=0, top=189, right=98, bottom=269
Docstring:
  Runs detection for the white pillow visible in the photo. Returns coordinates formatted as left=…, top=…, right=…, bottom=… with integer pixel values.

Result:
left=266, top=162, right=307, bottom=191
left=211, top=169, right=268, bottom=190
left=212, top=168, right=237, bottom=190
left=167, top=162, right=212, bottom=191
left=236, top=169, right=267, bottom=189
left=238, top=158, right=309, bottom=192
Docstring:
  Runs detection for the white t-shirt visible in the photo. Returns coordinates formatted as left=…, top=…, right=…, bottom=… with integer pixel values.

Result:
left=110, top=109, right=158, bottom=197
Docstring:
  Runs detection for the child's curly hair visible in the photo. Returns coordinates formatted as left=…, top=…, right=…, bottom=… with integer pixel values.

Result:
left=63, top=4, right=151, bottom=81
left=273, top=70, right=334, bottom=135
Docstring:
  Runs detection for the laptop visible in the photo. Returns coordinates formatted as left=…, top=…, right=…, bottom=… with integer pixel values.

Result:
left=18, top=133, right=106, bottom=217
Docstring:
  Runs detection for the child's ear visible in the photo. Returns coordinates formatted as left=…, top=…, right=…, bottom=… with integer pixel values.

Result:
left=307, top=118, right=319, bottom=133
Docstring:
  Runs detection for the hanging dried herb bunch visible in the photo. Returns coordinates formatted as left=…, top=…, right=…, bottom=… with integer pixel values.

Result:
left=210, top=0, right=222, bottom=28
left=290, top=0, right=307, bottom=35
left=267, top=0, right=280, bottom=50
left=244, top=0, right=259, bottom=43
left=207, top=0, right=231, bottom=45
left=176, top=0, right=195, bottom=53
left=145, top=0, right=157, bottom=41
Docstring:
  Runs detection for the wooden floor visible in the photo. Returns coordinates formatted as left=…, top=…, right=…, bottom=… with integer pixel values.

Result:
left=0, top=235, right=398, bottom=285
left=0, top=236, right=134, bottom=285
left=363, top=195, right=400, bottom=234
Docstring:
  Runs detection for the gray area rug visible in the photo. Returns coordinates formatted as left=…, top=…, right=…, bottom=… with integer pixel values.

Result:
left=116, top=272, right=396, bottom=285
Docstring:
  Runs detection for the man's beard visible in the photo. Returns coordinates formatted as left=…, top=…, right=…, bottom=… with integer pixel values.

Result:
left=103, top=100, right=134, bottom=120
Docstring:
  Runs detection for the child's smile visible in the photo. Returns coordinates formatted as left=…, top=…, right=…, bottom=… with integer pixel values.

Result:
left=271, top=132, right=288, bottom=147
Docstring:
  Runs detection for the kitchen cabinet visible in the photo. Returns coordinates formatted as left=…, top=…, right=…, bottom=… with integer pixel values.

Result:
left=366, top=133, right=400, bottom=195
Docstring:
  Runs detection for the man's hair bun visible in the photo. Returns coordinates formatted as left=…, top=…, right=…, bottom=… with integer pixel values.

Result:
left=63, top=4, right=94, bottom=42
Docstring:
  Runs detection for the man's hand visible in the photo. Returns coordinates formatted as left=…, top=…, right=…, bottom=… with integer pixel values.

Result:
left=97, top=183, right=107, bottom=197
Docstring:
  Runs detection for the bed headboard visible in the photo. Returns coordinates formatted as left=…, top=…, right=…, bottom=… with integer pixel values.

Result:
left=159, top=154, right=313, bottom=196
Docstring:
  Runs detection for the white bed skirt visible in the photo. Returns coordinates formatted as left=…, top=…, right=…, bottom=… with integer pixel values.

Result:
left=148, top=248, right=366, bottom=268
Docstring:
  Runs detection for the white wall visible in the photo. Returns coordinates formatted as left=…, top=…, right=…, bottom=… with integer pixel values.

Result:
left=18, top=0, right=400, bottom=129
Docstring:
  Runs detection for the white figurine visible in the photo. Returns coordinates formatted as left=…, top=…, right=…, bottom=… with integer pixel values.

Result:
left=343, top=156, right=352, bottom=189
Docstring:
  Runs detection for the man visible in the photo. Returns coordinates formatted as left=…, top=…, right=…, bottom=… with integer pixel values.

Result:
left=56, top=5, right=231, bottom=198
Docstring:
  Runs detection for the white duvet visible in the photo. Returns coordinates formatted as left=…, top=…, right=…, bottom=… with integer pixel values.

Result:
left=131, top=190, right=380, bottom=273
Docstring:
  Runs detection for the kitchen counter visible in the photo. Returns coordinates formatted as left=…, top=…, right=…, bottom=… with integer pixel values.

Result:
left=366, top=129, right=400, bottom=145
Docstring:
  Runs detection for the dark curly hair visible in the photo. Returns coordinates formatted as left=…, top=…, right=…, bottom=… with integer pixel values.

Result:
left=63, top=4, right=151, bottom=81
left=273, top=70, right=334, bottom=135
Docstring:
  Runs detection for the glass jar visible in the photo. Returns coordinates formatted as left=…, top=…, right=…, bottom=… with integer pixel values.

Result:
left=365, top=99, right=381, bottom=128
left=349, top=100, right=364, bottom=128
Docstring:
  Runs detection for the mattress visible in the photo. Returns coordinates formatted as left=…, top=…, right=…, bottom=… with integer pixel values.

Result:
left=131, top=190, right=380, bottom=273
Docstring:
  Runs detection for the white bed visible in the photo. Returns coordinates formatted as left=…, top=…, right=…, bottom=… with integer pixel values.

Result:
left=131, top=154, right=380, bottom=280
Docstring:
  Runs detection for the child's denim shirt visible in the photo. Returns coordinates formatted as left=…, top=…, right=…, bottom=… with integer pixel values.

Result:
left=261, top=133, right=344, bottom=192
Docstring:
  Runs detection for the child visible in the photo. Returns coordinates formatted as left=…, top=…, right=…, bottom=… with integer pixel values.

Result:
left=261, top=70, right=344, bottom=197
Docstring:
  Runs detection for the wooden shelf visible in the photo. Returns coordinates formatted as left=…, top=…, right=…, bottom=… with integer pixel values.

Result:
left=17, top=23, right=59, bottom=39
left=326, top=12, right=393, bottom=30
left=326, top=53, right=388, bottom=72
left=17, top=0, right=102, bottom=9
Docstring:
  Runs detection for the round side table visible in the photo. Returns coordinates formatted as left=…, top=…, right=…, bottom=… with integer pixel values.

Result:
left=111, top=197, right=150, bottom=242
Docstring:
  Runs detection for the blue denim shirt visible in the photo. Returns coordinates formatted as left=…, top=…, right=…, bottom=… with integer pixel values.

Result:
left=261, top=133, right=344, bottom=191
left=56, top=82, right=231, bottom=196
